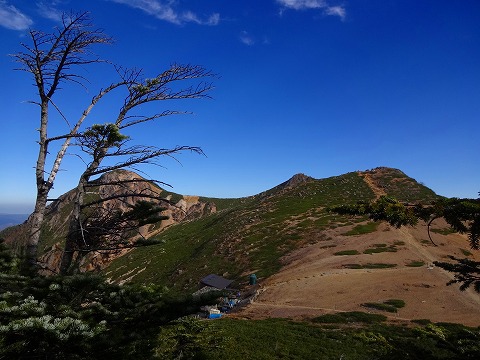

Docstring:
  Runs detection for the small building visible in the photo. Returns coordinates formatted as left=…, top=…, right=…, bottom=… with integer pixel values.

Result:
left=200, top=274, right=233, bottom=290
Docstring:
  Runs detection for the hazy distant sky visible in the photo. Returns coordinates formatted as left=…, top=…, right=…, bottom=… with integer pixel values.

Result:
left=0, top=0, right=479, bottom=213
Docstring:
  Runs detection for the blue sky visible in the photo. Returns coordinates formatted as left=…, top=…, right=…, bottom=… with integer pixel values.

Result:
left=0, top=0, right=479, bottom=213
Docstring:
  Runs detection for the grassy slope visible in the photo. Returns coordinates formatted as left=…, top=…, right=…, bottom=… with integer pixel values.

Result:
left=364, top=167, right=438, bottom=202
left=104, top=168, right=438, bottom=293
left=202, top=318, right=480, bottom=360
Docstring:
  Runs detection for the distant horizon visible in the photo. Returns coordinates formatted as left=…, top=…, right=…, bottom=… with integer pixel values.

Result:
left=0, top=213, right=29, bottom=231
left=0, top=208, right=32, bottom=215
left=0, top=212, right=30, bottom=215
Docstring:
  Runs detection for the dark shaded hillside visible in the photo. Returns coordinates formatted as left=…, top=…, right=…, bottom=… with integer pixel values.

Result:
left=104, top=167, right=439, bottom=292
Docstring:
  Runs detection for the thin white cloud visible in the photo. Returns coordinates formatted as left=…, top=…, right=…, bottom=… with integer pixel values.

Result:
left=277, top=0, right=327, bottom=10
left=182, top=10, right=220, bottom=26
left=36, top=1, right=63, bottom=22
left=324, top=5, right=345, bottom=20
left=205, top=12, right=220, bottom=26
left=110, top=0, right=220, bottom=26
left=276, top=0, right=346, bottom=20
left=0, top=0, right=33, bottom=30
left=239, top=30, right=254, bottom=46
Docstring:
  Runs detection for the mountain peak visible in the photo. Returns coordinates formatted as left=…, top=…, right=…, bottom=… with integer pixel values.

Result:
left=280, top=173, right=314, bottom=189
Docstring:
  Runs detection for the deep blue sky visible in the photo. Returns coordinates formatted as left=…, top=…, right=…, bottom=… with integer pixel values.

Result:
left=0, top=0, right=479, bottom=213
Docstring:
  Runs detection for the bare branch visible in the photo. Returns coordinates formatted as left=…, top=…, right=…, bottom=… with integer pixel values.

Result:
left=13, top=11, right=112, bottom=98
left=120, top=110, right=189, bottom=129
left=82, top=193, right=172, bottom=209
left=85, top=177, right=172, bottom=189
left=48, top=98, right=71, bottom=127
left=86, top=146, right=204, bottom=177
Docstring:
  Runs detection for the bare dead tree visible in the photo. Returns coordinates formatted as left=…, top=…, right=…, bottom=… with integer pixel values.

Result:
left=12, top=12, right=114, bottom=273
left=65, top=197, right=169, bottom=273
left=59, top=64, right=214, bottom=274
left=13, top=12, right=215, bottom=274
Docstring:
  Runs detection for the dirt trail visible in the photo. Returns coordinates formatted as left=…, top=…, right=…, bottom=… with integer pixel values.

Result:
left=360, top=171, right=386, bottom=199
left=236, top=224, right=480, bottom=326
left=398, top=226, right=480, bottom=307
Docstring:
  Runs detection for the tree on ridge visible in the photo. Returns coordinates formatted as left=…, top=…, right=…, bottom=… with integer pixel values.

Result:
left=12, top=11, right=214, bottom=274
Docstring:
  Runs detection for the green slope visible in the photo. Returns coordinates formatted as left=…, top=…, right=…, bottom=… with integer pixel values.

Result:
left=103, top=168, right=438, bottom=293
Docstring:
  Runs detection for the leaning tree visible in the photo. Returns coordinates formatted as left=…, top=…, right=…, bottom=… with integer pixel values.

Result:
left=13, top=12, right=214, bottom=274
left=59, top=65, right=213, bottom=274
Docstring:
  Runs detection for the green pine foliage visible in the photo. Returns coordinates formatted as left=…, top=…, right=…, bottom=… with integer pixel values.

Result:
left=362, top=299, right=406, bottom=313
left=330, top=195, right=480, bottom=292
left=434, top=256, right=480, bottom=292
left=155, top=317, right=225, bottom=359
left=0, top=241, right=218, bottom=359
left=204, top=318, right=480, bottom=360
left=313, top=311, right=387, bottom=324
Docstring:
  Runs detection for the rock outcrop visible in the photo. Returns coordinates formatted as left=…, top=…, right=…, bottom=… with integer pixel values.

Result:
left=3, top=170, right=217, bottom=273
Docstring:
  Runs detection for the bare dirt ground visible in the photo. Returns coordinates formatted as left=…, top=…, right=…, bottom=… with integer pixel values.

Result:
left=236, top=222, right=480, bottom=326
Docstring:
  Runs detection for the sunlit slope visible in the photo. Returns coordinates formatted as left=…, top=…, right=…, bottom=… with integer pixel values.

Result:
left=104, top=167, right=438, bottom=293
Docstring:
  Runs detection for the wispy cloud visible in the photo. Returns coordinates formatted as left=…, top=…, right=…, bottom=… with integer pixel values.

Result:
left=239, top=30, right=254, bottom=46
left=36, top=1, right=63, bottom=22
left=183, top=11, right=219, bottom=26
left=276, top=0, right=346, bottom=20
left=0, top=0, right=33, bottom=30
left=324, top=5, right=345, bottom=19
left=239, top=31, right=270, bottom=46
left=110, top=0, right=220, bottom=26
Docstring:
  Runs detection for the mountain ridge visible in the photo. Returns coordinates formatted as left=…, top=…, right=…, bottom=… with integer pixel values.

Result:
left=1, top=166, right=439, bottom=278
left=102, top=166, right=439, bottom=287
left=4, top=166, right=479, bottom=325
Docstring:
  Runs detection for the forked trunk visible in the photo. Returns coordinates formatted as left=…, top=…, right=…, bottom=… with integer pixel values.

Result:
left=25, top=190, right=49, bottom=274
left=59, top=176, right=88, bottom=275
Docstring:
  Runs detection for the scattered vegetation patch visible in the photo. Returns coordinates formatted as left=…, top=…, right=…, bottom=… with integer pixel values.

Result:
left=365, top=263, right=396, bottom=269
left=411, top=319, right=432, bottom=325
left=460, top=248, right=473, bottom=256
left=405, top=260, right=425, bottom=267
left=393, top=240, right=405, bottom=246
left=431, top=227, right=456, bottom=235
left=362, top=302, right=398, bottom=313
left=363, top=245, right=397, bottom=254
left=333, top=250, right=360, bottom=256
left=343, top=222, right=378, bottom=236
left=363, top=263, right=397, bottom=269
left=362, top=299, right=405, bottom=313
left=383, top=299, right=405, bottom=308
left=343, top=263, right=396, bottom=269
left=312, top=311, right=387, bottom=324
left=343, top=263, right=363, bottom=269
left=320, top=244, right=337, bottom=249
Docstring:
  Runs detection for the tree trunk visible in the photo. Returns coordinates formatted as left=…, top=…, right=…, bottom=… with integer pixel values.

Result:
left=59, top=176, right=87, bottom=275
left=25, top=189, right=49, bottom=274
left=59, top=149, right=105, bottom=275
left=25, top=100, right=50, bottom=274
